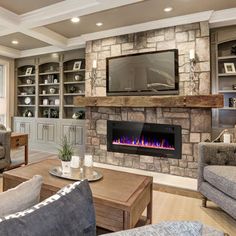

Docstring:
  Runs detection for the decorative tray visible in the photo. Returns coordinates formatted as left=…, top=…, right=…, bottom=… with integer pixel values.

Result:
left=49, top=166, right=103, bottom=182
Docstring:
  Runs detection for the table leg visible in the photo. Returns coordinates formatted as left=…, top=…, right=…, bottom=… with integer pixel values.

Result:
left=147, top=183, right=153, bottom=224
left=124, top=211, right=132, bottom=230
left=25, top=143, right=28, bottom=165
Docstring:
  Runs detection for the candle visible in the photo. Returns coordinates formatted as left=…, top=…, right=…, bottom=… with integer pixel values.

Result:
left=189, top=49, right=195, bottom=60
left=223, top=133, right=231, bottom=143
left=84, top=154, right=93, bottom=167
left=92, top=59, right=97, bottom=69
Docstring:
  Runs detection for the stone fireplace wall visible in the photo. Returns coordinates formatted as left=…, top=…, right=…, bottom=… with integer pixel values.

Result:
left=85, top=21, right=210, bottom=96
left=84, top=22, right=211, bottom=178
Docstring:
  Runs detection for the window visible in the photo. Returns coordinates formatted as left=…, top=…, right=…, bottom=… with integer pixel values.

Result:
left=0, top=65, right=4, bottom=98
left=0, top=64, right=6, bottom=126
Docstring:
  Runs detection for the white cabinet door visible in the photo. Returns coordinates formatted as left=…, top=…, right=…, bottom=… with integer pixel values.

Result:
left=36, top=123, right=45, bottom=141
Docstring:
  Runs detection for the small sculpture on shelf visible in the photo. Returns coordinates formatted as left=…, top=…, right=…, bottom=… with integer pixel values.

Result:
left=28, top=87, right=35, bottom=95
left=50, top=109, right=59, bottom=118
left=69, top=86, right=76, bottom=93
left=47, top=75, right=53, bottom=83
left=42, top=108, right=59, bottom=118
left=26, top=79, right=33, bottom=85
left=23, top=110, right=33, bottom=117
left=43, top=109, right=49, bottom=118
left=72, top=111, right=85, bottom=119
left=49, top=87, right=56, bottom=94
left=74, top=74, right=81, bottom=81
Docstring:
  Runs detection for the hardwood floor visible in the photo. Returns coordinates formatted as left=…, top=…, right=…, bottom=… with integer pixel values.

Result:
left=152, top=191, right=236, bottom=235
left=1, top=150, right=236, bottom=235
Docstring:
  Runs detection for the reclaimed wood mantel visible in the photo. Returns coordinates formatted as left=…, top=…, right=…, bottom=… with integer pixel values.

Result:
left=74, top=94, right=224, bottom=108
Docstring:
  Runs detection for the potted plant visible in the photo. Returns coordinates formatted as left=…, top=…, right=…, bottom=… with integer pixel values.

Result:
left=58, top=136, right=73, bottom=174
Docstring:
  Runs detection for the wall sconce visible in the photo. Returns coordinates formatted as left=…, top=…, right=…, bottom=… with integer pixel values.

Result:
left=89, top=59, right=97, bottom=95
left=189, top=49, right=197, bottom=95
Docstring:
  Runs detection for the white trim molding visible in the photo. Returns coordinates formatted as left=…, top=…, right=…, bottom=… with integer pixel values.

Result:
left=209, top=7, right=236, bottom=28
left=0, top=1, right=236, bottom=58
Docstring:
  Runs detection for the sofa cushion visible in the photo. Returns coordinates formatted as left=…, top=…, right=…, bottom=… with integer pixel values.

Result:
left=0, top=175, right=43, bottom=217
left=103, top=221, right=224, bottom=236
left=0, top=146, right=5, bottom=159
left=0, top=180, right=96, bottom=236
left=204, top=165, right=236, bottom=199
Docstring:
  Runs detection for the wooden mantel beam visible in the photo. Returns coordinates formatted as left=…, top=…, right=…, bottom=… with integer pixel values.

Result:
left=74, top=95, right=224, bottom=108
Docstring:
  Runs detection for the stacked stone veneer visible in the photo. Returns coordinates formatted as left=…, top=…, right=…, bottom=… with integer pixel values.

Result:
left=84, top=22, right=211, bottom=178
left=86, top=107, right=211, bottom=178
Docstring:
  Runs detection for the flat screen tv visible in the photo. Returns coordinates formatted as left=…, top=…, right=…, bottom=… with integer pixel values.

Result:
left=106, top=49, right=179, bottom=96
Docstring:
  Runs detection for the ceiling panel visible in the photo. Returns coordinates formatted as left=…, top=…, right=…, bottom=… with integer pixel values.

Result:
left=0, top=0, right=64, bottom=14
left=46, top=0, right=236, bottom=38
left=0, top=32, right=49, bottom=50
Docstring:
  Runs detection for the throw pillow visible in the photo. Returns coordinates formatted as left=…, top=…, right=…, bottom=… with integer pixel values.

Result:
left=0, top=175, right=43, bottom=217
left=0, top=180, right=96, bottom=236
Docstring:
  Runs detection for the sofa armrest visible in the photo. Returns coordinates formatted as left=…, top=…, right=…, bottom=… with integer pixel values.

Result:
left=198, top=142, right=236, bottom=189
left=0, top=131, right=11, bottom=167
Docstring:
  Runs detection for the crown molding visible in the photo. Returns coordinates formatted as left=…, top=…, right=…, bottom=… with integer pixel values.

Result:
left=0, top=45, right=21, bottom=58
left=20, top=44, right=85, bottom=58
left=209, top=7, right=236, bottom=28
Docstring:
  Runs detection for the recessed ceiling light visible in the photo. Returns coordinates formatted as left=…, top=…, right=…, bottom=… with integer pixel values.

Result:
left=164, top=7, right=173, bottom=12
left=71, top=17, right=80, bottom=23
left=96, top=22, right=103, bottom=27
left=11, top=40, right=19, bottom=45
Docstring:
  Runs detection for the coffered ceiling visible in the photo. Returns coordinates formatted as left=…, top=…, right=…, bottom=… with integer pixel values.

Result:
left=0, top=0, right=235, bottom=58
left=0, top=0, right=63, bottom=14
left=0, top=32, right=49, bottom=50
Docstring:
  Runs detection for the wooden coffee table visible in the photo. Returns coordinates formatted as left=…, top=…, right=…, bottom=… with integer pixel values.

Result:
left=3, top=158, right=153, bottom=232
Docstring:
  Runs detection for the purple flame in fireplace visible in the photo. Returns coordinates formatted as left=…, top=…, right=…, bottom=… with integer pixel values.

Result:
left=112, top=135, right=175, bottom=150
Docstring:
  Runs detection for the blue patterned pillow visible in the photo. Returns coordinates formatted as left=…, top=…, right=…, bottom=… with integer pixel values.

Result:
left=0, top=180, right=96, bottom=236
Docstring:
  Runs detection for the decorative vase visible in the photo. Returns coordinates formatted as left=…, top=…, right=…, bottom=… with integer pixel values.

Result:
left=27, top=111, right=33, bottom=117
left=26, top=79, right=32, bottom=84
left=61, top=161, right=71, bottom=175
left=49, top=87, right=56, bottom=94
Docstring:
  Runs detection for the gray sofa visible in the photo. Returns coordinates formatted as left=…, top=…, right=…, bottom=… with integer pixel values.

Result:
left=103, top=221, right=224, bottom=236
left=0, top=130, right=11, bottom=170
left=198, top=142, right=236, bottom=219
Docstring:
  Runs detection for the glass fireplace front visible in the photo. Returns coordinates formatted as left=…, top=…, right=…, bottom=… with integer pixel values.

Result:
left=107, top=120, right=182, bottom=159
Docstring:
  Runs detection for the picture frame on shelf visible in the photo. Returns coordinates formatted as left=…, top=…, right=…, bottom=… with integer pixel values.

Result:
left=224, top=63, right=236, bottom=74
left=73, top=61, right=82, bottom=71
left=25, top=67, right=33, bottom=75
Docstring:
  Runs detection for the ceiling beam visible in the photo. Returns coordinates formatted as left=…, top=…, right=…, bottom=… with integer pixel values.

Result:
left=20, top=0, right=143, bottom=28
left=0, top=7, right=19, bottom=28
left=0, top=45, right=21, bottom=58
left=21, top=27, right=68, bottom=49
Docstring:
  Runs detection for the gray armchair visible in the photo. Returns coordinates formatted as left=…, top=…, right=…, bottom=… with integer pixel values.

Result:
left=0, top=130, right=11, bottom=170
left=198, top=142, right=236, bottom=219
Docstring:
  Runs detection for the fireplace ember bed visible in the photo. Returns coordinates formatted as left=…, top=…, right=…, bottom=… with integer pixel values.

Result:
left=107, top=120, right=182, bottom=159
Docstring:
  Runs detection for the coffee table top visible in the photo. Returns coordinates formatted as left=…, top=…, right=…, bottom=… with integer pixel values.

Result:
left=3, top=158, right=153, bottom=210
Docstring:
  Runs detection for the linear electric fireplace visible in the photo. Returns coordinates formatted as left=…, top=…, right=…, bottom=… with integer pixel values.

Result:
left=107, top=120, right=182, bottom=159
